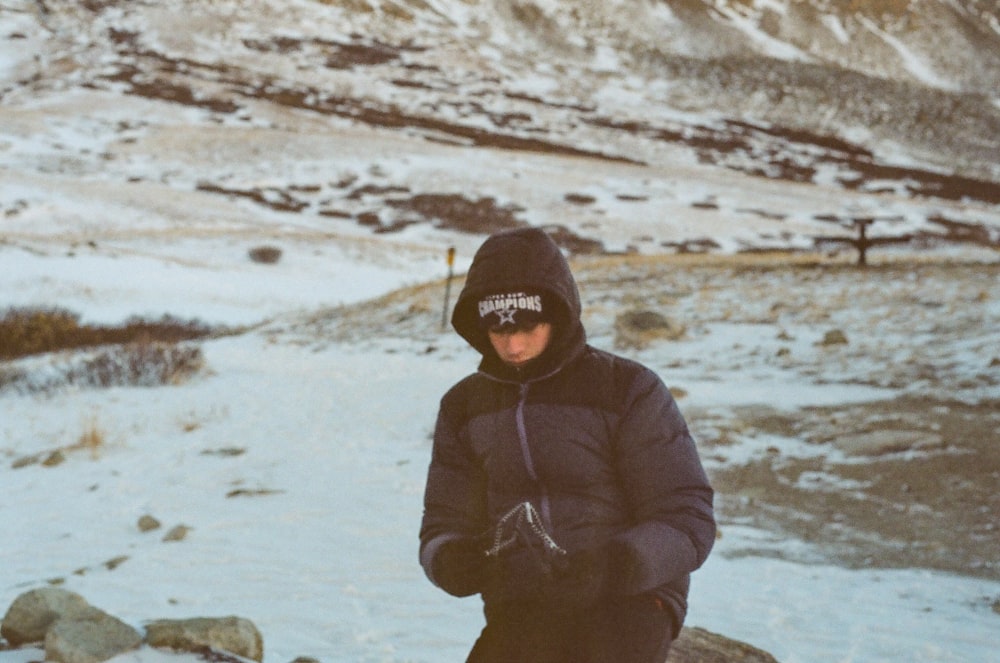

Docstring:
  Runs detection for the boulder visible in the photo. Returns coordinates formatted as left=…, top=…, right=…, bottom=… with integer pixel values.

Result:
left=668, top=626, right=779, bottom=662
left=45, top=613, right=143, bottom=663
left=1, top=588, right=99, bottom=645
left=145, top=616, right=264, bottom=662
left=615, top=309, right=686, bottom=349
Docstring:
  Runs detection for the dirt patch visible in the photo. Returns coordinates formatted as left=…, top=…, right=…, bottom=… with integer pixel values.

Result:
left=386, top=194, right=524, bottom=235
left=704, top=397, right=1000, bottom=580
left=587, top=114, right=1000, bottom=206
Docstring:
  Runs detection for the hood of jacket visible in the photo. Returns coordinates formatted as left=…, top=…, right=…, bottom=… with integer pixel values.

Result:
left=452, top=227, right=585, bottom=381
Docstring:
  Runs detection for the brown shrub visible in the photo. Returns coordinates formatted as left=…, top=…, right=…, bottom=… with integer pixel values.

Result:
left=0, top=307, right=215, bottom=360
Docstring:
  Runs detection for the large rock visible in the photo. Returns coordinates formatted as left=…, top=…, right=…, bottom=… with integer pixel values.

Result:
left=1, top=588, right=100, bottom=645
left=45, top=613, right=143, bottom=663
left=145, top=616, right=264, bottom=662
left=614, top=309, right=686, bottom=349
left=668, top=626, right=779, bottom=663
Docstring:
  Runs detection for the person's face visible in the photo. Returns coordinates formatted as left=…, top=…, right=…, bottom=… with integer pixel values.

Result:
left=487, top=322, right=553, bottom=368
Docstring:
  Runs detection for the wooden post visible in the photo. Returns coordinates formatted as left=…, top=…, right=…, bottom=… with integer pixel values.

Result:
left=442, top=246, right=455, bottom=331
left=855, top=217, right=873, bottom=267
left=813, top=216, right=912, bottom=265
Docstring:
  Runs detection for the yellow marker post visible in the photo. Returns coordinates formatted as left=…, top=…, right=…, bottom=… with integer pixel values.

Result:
left=442, top=246, right=456, bottom=331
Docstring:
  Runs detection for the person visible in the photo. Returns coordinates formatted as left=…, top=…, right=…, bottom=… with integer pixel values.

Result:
left=419, top=227, right=716, bottom=663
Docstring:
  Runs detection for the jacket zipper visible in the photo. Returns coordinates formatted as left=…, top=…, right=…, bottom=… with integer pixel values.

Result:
left=515, top=383, right=553, bottom=530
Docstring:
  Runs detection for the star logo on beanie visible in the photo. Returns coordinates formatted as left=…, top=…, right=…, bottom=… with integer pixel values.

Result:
left=497, top=308, right=518, bottom=325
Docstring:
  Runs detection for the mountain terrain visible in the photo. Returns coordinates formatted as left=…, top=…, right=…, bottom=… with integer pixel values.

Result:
left=2, top=0, right=999, bottom=260
left=2, top=1, right=1000, bottom=661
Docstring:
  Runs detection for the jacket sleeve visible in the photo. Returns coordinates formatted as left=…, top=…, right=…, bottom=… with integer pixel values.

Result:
left=610, top=365, right=716, bottom=595
left=419, top=385, right=489, bottom=594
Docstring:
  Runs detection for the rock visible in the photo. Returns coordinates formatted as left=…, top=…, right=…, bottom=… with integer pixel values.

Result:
left=162, top=524, right=191, bottom=542
left=138, top=515, right=161, bottom=532
left=668, top=626, right=779, bottom=662
left=145, top=616, right=264, bottom=662
left=11, top=454, right=40, bottom=469
left=834, top=429, right=944, bottom=457
left=42, top=450, right=66, bottom=467
left=4, top=592, right=778, bottom=663
left=1, top=588, right=99, bottom=645
left=103, top=555, right=130, bottom=571
left=248, top=245, right=282, bottom=264
left=817, top=329, right=848, bottom=346
left=45, top=613, right=143, bottom=663
left=614, top=309, right=685, bottom=349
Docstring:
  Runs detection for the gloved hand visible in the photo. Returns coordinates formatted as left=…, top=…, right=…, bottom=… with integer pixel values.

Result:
left=483, top=545, right=554, bottom=606
left=540, top=546, right=610, bottom=612
left=484, top=545, right=611, bottom=612
left=606, top=538, right=645, bottom=594
left=432, top=537, right=488, bottom=597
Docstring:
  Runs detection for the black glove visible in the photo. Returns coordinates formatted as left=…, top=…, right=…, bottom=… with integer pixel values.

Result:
left=541, top=546, right=610, bottom=612
left=606, top=538, right=645, bottom=594
left=483, top=545, right=553, bottom=606
left=432, top=537, right=487, bottom=597
left=484, top=545, right=610, bottom=612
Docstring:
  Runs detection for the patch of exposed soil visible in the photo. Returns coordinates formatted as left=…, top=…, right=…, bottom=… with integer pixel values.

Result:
left=706, top=397, right=1000, bottom=580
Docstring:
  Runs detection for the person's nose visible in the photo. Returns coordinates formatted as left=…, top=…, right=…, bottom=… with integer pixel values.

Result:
left=505, top=332, right=527, bottom=355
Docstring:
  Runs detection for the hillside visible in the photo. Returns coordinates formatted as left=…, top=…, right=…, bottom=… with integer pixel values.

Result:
left=2, top=0, right=999, bottom=267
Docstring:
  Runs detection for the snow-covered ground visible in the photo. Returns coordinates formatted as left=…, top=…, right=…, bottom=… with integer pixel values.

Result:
left=2, top=244, right=999, bottom=663
left=3, top=1, right=999, bottom=661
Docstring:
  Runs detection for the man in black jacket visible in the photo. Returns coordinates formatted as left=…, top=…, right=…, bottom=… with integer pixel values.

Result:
left=420, top=227, right=716, bottom=662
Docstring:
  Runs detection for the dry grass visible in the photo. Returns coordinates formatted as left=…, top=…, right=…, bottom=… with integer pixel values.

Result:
left=70, top=417, right=107, bottom=459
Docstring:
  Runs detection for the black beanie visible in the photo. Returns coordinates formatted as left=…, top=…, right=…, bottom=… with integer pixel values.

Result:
left=476, top=289, right=547, bottom=330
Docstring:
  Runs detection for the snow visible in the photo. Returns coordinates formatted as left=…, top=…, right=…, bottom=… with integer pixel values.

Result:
left=819, top=13, right=850, bottom=45
left=2, top=2, right=999, bottom=662
left=856, top=15, right=959, bottom=91
left=2, top=239, right=999, bottom=662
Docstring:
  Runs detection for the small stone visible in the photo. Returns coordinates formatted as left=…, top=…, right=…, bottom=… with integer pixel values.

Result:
left=104, top=556, right=129, bottom=571
left=11, top=454, right=40, bottom=469
left=42, top=450, right=66, bottom=467
left=162, top=525, right=191, bottom=542
left=818, top=329, right=848, bottom=346
left=138, top=515, right=161, bottom=532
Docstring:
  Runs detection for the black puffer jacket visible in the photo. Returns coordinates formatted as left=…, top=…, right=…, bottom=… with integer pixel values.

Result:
left=420, top=227, right=715, bottom=627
